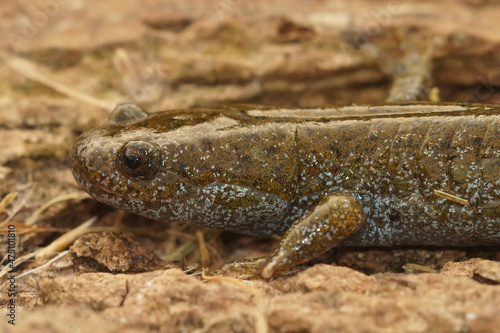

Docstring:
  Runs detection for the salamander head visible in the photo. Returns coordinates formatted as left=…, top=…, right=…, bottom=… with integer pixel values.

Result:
left=72, top=103, right=295, bottom=236
left=71, top=103, right=197, bottom=222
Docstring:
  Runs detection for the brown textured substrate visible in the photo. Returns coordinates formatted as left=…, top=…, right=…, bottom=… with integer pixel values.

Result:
left=1, top=1, right=500, bottom=332
left=1, top=260, right=500, bottom=333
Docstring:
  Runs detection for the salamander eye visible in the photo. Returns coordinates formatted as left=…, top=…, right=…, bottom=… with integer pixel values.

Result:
left=118, top=141, right=161, bottom=179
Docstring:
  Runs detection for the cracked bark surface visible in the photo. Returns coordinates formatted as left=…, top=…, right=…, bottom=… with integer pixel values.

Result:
left=1, top=1, right=500, bottom=332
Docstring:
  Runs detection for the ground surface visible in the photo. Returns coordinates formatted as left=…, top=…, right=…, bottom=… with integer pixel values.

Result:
left=0, top=1, right=500, bottom=332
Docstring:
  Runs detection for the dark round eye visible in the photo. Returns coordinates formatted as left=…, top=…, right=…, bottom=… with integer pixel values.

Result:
left=118, top=141, right=161, bottom=179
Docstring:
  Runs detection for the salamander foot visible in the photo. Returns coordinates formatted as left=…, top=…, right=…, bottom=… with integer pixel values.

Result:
left=219, top=193, right=365, bottom=278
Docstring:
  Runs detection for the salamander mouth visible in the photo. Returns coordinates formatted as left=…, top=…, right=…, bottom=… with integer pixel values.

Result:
left=72, top=168, right=109, bottom=197
left=72, top=167, right=131, bottom=210
left=72, top=156, right=120, bottom=201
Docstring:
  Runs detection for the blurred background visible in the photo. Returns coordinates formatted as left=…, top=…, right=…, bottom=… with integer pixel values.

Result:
left=2, top=0, right=500, bottom=113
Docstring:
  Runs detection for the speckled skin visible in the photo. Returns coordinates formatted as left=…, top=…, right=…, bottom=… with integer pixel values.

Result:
left=72, top=103, right=500, bottom=277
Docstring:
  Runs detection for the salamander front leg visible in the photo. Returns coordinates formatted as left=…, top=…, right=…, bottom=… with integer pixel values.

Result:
left=220, top=192, right=365, bottom=278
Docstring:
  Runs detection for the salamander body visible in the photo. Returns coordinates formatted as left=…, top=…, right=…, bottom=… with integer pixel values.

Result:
left=72, top=103, right=500, bottom=277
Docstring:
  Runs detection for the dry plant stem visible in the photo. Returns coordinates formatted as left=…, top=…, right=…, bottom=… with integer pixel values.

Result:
left=34, top=216, right=98, bottom=260
left=112, top=48, right=136, bottom=83
left=202, top=270, right=263, bottom=299
left=113, top=210, right=126, bottom=228
left=0, top=176, right=36, bottom=222
left=165, top=224, right=181, bottom=255
left=25, top=192, right=92, bottom=226
left=433, top=190, right=471, bottom=207
left=0, top=192, right=19, bottom=227
left=163, top=229, right=220, bottom=262
left=112, top=48, right=145, bottom=99
left=163, top=235, right=204, bottom=262
left=16, top=251, right=69, bottom=279
left=196, top=229, right=211, bottom=268
left=0, top=216, right=97, bottom=278
left=6, top=56, right=115, bottom=111
left=1, top=186, right=34, bottom=225
left=0, top=192, right=18, bottom=215
left=161, top=228, right=198, bottom=240
left=0, top=223, right=68, bottom=235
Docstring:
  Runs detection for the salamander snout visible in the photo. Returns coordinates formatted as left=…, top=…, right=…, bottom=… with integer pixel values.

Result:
left=71, top=129, right=118, bottom=195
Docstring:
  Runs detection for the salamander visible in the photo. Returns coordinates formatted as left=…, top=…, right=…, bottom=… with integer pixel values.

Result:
left=71, top=102, right=500, bottom=277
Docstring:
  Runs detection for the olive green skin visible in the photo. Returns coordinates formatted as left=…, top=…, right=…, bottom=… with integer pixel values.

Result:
left=72, top=103, right=500, bottom=246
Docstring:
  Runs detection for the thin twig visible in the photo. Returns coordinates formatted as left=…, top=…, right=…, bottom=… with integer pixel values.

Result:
left=0, top=216, right=97, bottom=278
left=25, top=192, right=91, bottom=226
left=16, top=251, right=69, bottom=279
left=196, top=229, right=211, bottom=268
left=433, top=190, right=471, bottom=207
left=0, top=192, right=18, bottom=214
left=6, top=56, right=115, bottom=111
left=35, top=216, right=98, bottom=260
